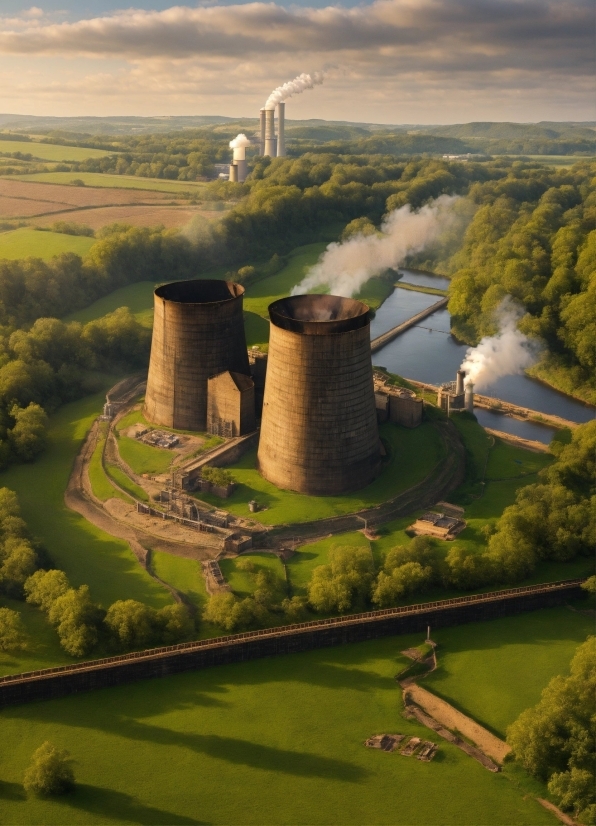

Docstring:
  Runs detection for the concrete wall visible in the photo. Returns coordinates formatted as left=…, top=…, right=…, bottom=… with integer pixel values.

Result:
left=0, top=582, right=583, bottom=708
left=207, top=372, right=256, bottom=437
left=389, top=393, right=423, bottom=428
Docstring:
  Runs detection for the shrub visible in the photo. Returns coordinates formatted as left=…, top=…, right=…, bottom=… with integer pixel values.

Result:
left=0, top=607, right=27, bottom=651
left=201, top=466, right=234, bottom=487
left=23, top=742, right=75, bottom=796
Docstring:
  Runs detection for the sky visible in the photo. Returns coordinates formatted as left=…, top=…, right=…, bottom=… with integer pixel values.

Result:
left=0, top=1, right=593, bottom=124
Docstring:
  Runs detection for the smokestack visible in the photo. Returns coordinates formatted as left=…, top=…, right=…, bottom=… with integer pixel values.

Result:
left=456, top=369, right=465, bottom=396
left=257, top=294, right=381, bottom=495
left=229, top=163, right=238, bottom=183
left=277, top=101, right=286, bottom=157
left=465, top=382, right=474, bottom=412
left=144, top=280, right=250, bottom=432
left=264, top=108, right=277, bottom=157
left=259, top=108, right=266, bottom=156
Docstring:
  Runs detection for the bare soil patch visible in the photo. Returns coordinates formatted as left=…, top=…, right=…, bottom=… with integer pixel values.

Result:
left=0, top=179, right=179, bottom=212
left=406, top=683, right=510, bottom=763
left=0, top=195, right=73, bottom=218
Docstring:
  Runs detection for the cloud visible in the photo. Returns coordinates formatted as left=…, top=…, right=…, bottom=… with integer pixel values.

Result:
left=0, top=0, right=591, bottom=78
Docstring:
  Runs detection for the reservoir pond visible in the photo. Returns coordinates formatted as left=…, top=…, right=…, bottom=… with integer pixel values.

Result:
left=371, top=274, right=595, bottom=442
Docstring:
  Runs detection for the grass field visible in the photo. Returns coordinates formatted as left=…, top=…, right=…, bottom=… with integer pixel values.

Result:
left=87, top=436, right=128, bottom=503
left=0, top=598, right=72, bottom=678
left=65, top=281, right=158, bottom=326
left=503, top=154, right=595, bottom=168
left=150, top=551, right=208, bottom=612
left=424, top=605, right=593, bottom=738
left=199, top=422, right=445, bottom=525
left=104, top=463, right=149, bottom=502
left=0, top=387, right=172, bottom=612
left=0, top=228, right=95, bottom=260
left=0, top=141, right=115, bottom=162
left=219, top=553, right=287, bottom=599
left=116, top=433, right=173, bottom=476
left=14, top=171, right=206, bottom=194
left=0, top=607, right=583, bottom=825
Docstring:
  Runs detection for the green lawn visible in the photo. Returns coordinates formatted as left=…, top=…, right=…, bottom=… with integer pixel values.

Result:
left=0, top=598, right=71, bottom=678
left=87, top=436, right=127, bottom=503
left=14, top=171, right=206, bottom=193
left=503, top=154, right=595, bottom=168
left=424, top=605, right=593, bottom=738
left=0, top=613, right=569, bottom=825
left=287, top=533, right=372, bottom=596
left=150, top=551, right=208, bottom=612
left=0, top=228, right=95, bottom=261
left=104, top=463, right=149, bottom=502
left=219, top=553, right=286, bottom=599
left=65, top=281, right=158, bottom=326
left=485, top=440, right=552, bottom=480
left=199, top=422, right=445, bottom=525
left=0, top=141, right=115, bottom=162
left=116, top=433, right=173, bottom=476
left=0, top=388, right=172, bottom=611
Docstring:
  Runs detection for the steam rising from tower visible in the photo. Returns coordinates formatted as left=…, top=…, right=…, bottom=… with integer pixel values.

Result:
left=229, top=133, right=250, bottom=183
left=260, top=72, right=324, bottom=157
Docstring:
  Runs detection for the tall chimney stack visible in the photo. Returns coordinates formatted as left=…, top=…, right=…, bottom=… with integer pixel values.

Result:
left=259, top=109, right=266, bottom=156
left=465, top=382, right=474, bottom=412
left=456, top=369, right=465, bottom=396
left=264, top=108, right=277, bottom=157
left=277, top=101, right=286, bottom=157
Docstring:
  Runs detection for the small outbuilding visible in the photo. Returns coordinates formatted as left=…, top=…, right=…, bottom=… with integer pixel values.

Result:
left=207, top=371, right=256, bottom=438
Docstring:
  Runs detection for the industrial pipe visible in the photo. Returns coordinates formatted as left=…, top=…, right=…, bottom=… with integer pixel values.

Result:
left=277, top=101, right=286, bottom=157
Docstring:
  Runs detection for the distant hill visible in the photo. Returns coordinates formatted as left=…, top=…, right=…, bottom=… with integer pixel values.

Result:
left=421, top=121, right=596, bottom=141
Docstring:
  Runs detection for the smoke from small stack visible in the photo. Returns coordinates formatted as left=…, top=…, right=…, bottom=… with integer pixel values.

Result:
left=265, top=71, right=324, bottom=110
left=292, top=196, right=457, bottom=298
left=229, top=133, right=250, bottom=183
left=460, top=298, right=542, bottom=391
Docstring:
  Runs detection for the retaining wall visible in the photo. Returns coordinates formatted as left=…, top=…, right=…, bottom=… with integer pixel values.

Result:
left=0, top=580, right=583, bottom=708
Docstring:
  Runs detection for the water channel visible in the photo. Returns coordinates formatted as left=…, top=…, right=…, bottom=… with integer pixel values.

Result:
left=371, top=270, right=595, bottom=444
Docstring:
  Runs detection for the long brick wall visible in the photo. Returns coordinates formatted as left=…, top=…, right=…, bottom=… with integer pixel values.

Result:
left=0, top=580, right=584, bottom=708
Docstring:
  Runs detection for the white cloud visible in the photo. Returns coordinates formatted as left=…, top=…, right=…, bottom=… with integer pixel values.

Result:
left=0, top=0, right=592, bottom=120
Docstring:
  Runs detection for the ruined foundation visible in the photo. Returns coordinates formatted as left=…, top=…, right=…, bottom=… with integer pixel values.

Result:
left=257, top=294, right=381, bottom=495
left=144, top=280, right=250, bottom=432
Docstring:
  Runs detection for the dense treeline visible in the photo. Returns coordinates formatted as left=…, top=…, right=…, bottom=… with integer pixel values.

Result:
left=507, top=637, right=595, bottom=824
left=445, top=160, right=596, bottom=401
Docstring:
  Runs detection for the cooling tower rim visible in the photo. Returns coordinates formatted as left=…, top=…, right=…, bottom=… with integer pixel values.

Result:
left=269, top=294, right=370, bottom=335
left=154, top=279, right=245, bottom=306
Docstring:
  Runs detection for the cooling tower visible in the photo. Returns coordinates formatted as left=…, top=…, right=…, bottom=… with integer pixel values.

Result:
left=257, top=294, right=381, bottom=495
left=264, top=108, right=277, bottom=157
left=277, top=101, right=286, bottom=157
left=144, top=280, right=250, bottom=432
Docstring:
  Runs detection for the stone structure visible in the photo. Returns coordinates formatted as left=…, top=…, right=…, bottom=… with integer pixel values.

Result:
left=438, top=370, right=467, bottom=414
left=257, top=295, right=381, bottom=495
left=409, top=510, right=466, bottom=540
left=144, top=280, right=250, bottom=432
left=207, top=371, right=256, bottom=438
left=374, top=373, right=423, bottom=428
left=0, top=580, right=584, bottom=708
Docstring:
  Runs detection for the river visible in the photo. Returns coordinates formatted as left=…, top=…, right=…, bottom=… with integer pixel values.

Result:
left=371, top=271, right=595, bottom=443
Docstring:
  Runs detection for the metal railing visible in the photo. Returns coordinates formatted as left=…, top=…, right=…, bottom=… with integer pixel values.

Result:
left=0, top=579, right=583, bottom=686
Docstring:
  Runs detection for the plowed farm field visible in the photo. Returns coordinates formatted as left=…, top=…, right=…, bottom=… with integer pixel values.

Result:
left=33, top=204, right=223, bottom=230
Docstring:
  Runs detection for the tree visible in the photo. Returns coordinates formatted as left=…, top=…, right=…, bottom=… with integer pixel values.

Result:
left=24, top=569, right=70, bottom=611
left=203, top=592, right=265, bottom=632
left=104, top=599, right=155, bottom=648
left=372, top=561, right=433, bottom=608
left=308, top=546, right=374, bottom=613
left=8, top=403, right=48, bottom=462
left=23, top=742, right=75, bottom=796
left=48, top=585, right=100, bottom=657
left=581, top=576, right=596, bottom=595
left=507, top=637, right=596, bottom=823
left=155, top=604, right=194, bottom=644
left=0, top=607, right=27, bottom=651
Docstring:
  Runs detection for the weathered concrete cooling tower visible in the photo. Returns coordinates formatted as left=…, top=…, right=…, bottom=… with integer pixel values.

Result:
left=257, top=294, right=381, bottom=495
left=144, top=280, right=250, bottom=432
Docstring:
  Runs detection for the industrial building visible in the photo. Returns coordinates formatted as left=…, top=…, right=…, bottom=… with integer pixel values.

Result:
left=259, top=102, right=286, bottom=157
left=257, top=294, right=381, bottom=495
left=374, top=373, right=423, bottom=428
left=438, top=370, right=474, bottom=414
left=144, top=280, right=251, bottom=432
left=207, top=371, right=256, bottom=437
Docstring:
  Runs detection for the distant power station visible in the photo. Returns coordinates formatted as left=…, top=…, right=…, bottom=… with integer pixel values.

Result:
left=144, top=281, right=386, bottom=496
left=259, top=101, right=286, bottom=158
left=257, top=295, right=381, bottom=495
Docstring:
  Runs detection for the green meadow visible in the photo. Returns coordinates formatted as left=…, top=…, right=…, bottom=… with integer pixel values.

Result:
left=14, top=171, right=206, bottom=193
left=0, top=604, right=588, bottom=825
left=0, top=141, right=114, bottom=162
left=198, top=421, right=445, bottom=525
left=0, top=228, right=95, bottom=261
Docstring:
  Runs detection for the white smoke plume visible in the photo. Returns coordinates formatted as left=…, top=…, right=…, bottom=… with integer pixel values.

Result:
left=292, top=195, right=457, bottom=298
left=229, top=133, right=251, bottom=149
left=460, top=298, right=541, bottom=390
left=265, top=71, right=324, bottom=110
